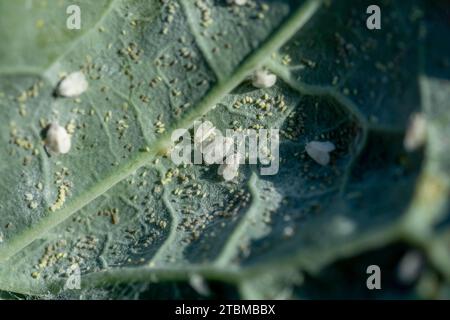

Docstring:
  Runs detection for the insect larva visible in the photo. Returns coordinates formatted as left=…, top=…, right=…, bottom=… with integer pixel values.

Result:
left=252, top=69, right=277, bottom=88
left=45, top=122, right=72, bottom=155
left=218, top=153, right=242, bottom=181
left=404, top=113, right=427, bottom=152
left=56, top=71, right=88, bottom=98
left=305, top=141, right=335, bottom=166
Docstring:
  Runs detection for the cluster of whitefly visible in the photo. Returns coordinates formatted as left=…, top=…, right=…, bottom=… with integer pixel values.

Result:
left=194, top=121, right=241, bottom=181
left=226, top=0, right=247, bottom=6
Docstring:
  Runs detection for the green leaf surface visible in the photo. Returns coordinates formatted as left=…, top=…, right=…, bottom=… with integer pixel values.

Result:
left=0, top=0, right=448, bottom=299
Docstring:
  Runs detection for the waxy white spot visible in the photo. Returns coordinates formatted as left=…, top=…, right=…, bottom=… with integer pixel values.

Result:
left=404, top=113, right=427, bottom=152
left=57, top=71, right=88, bottom=97
left=45, top=122, right=72, bottom=155
left=252, top=69, right=277, bottom=88
left=305, top=141, right=335, bottom=166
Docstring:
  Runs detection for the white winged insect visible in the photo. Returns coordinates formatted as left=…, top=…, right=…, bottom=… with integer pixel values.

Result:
left=203, top=136, right=234, bottom=165
left=194, top=121, right=216, bottom=146
left=56, top=71, right=88, bottom=98
left=305, top=140, right=335, bottom=166
left=218, top=153, right=242, bottom=181
left=227, top=0, right=247, bottom=5
left=404, top=113, right=427, bottom=152
left=45, top=122, right=72, bottom=155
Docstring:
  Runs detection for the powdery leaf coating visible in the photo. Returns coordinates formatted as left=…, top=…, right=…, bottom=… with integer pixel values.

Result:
left=45, top=122, right=72, bottom=155
left=251, top=69, right=277, bottom=88
left=56, top=71, right=88, bottom=98
left=305, top=141, right=336, bottom=166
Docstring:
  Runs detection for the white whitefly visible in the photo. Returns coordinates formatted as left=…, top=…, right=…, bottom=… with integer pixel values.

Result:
left=189, top=274, right=211, bottom=296
left=283, top=226, right=295, bottom=238
left=194, top=121, right=216, bottom=146
left=220, top=164, right=238, bottom=181
left=57, top=71, right=88, bottom=98
left=305, top=140, right=336, bottom=166
left=227, top=0, right=247, bottom=5
left=218, top=153, right=242, bottom=181
left=45, top=122, right=72, bottom=155
left=203, top=136, right=234, bottom=165
left=397, top=250, right=423, bottom=285
left=404, top=112, right=427, bottom=152
left=332, top=215, right=356, bottom=236
left=251, top=69, right=277, bottom=88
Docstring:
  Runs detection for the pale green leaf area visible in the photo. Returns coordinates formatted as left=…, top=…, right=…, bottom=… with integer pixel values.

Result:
left=0, top=0, right=448, bottom=299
